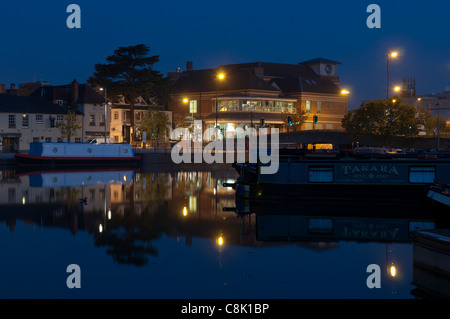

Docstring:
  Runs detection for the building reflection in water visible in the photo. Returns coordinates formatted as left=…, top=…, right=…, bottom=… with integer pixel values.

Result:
left=0, top=166, right=442, bottom=277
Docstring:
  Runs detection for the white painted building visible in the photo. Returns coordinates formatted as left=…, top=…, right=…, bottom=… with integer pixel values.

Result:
left=0, top=94, right=83, bottom=152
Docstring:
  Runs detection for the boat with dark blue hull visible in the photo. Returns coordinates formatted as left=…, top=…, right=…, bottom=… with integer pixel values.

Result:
left=233, top=153, right=450, bottom=199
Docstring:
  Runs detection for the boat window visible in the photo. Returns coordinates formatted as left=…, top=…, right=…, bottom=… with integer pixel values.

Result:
left=409, top=166, right=435, bottom=184
left=308, top=166, right=333, bottom=183
left=308, top=218, right=333, bottom=234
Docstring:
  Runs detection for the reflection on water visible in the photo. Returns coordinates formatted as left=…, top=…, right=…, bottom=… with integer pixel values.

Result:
left=0, top=166, right=448, bottom=298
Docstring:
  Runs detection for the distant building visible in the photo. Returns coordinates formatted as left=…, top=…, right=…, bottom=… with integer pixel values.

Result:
left=0, top=94, right=82, bottom=152
left=29, top=80, right=109, bottom=142
left=414, top=91, right=450, bottom=128
left=110, top=95, right=172, bottom=144
left=168, top=58, right=348, bottom=140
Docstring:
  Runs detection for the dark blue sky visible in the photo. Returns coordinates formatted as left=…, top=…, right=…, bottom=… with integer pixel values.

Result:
left=1, top=0, right=449, bottom=109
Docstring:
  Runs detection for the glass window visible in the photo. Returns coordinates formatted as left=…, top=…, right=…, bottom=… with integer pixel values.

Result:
left=36, top=114, right=43, bottom=124
left=89, top=114, right=95, bottom=126
left=100, top=114, right=106, bottom=126
left=189, top=100, right=198, bottom=113
left=135, top=112, right=140, bottom=122
left=33, top=137, right=39, bottom=142
left=8, top=114, right=15, bottom=128
left=306, top=101, right=311, bottom=113
left=114, top=111, right=119, bottom=120
left=22, top=114, right=29, bottom=128
left=45, top=137, right=51, bottom=143
left=409, top=167, right=435, bottom=184
left=308, top=166, right=333, bottom=183
left=57, top=115, right=64, bottom=123
left=317, top=101, right=322, bottom=113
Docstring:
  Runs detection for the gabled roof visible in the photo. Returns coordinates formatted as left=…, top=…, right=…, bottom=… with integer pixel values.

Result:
left=218, top=62, right=319, bottom=78
left=0, top=94, right=77, bottom=114
left=171, top=68, right=279, bottom=94
left=170, top=59, right=342, bottom=95
left=270, top=77, right=341, bottom=94
left=29, top=83, right=105, bottom=105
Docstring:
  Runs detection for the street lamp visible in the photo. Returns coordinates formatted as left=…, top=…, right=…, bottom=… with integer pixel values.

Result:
left=386, top=51, right=399, bottom=99
left=100, top=87, right=108, bottom=143
left=215, top=73, right=225, bottom=129
left=341, top=89, right=350, bottom=114
left=183, top=98, right=193, bottom=127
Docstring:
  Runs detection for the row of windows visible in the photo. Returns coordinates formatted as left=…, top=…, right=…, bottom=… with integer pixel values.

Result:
left=185, top=99, right=336, bottom=114
left=308, top=166, right=436, bottom=184
left=112, top=111, right=143, bottom=121
left=32, top=137, right=82, bottom=143
left=213, top=99, right=294, bottom=113
left=8, top=114, right=64, bottom=128
left=305, top=101, right=334, bottom=113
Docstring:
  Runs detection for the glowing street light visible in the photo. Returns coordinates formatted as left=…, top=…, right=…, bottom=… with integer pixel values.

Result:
left=215, top=72, right=225, bottom=129
left=394, top=86, right=401, bottom=93
left=387, top=51, right=399, bottom=99
left=341, top=89, right=350, bottom=113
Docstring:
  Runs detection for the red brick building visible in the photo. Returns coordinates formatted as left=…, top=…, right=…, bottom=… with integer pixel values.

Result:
left=168, top=58, right=348, bottom=140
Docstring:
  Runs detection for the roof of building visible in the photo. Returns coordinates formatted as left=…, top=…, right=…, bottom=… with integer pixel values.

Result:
left=299, top=58, right=342, bottom=65
left=270, top=77, right=341, bottom=94
left=28, top=82, right=105, bottom=105
left=0, top=94, right=76, bottom=114
left=171, top=68, right=279, bottom=94
left=170, top=60, right=341, bottom=95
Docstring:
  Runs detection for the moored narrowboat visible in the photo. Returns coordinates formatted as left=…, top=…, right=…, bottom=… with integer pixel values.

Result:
left=14, top=142, right=141, bottom=166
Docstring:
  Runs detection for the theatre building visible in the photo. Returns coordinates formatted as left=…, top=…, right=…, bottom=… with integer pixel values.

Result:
left=168, top=58, right=348, bottom=140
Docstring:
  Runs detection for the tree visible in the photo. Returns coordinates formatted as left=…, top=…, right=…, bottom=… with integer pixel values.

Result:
left=417, top=106, right=447, bottom=136
left=138, top=107, right=170, bottom=141
left=88, top=44, right=168, bottom=144
left=342, top=98, right=421, bottom=146
left=281, top=108, right=308, bottom=132
left=57, top=109, right=82, bottom=142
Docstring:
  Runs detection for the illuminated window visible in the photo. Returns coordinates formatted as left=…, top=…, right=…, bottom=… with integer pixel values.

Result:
left=22, top=114, right=29, bottom=128
left=36, top=114, right=43, bottom=124
left=189, top=100, right=197, bottom=113
left=306, top=100, right=311, bottom=113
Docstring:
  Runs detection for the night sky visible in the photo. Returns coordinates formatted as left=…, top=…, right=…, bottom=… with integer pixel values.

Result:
left=0, top=0, right=449, bottom=109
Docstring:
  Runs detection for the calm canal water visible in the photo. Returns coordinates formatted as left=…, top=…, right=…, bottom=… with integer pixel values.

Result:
left=0, top=164, right=446, bottom=299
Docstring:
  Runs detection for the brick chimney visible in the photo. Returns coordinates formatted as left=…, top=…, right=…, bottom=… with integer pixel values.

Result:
left=71, top=79, right=79, bottom=107
left=186, top=61, right=193, bottom=71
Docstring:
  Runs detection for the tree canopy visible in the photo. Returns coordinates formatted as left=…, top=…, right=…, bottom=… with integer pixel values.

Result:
left=57, top=109, right=82, bottom=142
left=138, top=107, right=170, bottom=141
left=88, top=44, right=169, bottom=143
left=342, top=98, right=423, bottom=145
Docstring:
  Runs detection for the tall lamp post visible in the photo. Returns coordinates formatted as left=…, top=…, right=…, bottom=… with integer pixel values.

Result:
left=341, top=89, right=350, bottom=113
left=215, top=73, right=225, bottom=130
left=100, top=87, right=108, bottom=142
left=386, top=51, right=398, bottom=99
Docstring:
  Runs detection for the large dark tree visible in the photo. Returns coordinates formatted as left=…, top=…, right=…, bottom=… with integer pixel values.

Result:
left=342, top=97, right=422, bottom=146
left=88, top=44, right=167, bottom=143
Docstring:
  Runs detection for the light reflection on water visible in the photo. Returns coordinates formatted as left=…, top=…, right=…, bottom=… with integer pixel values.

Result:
left=0, top=165, right=446, bottom=299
